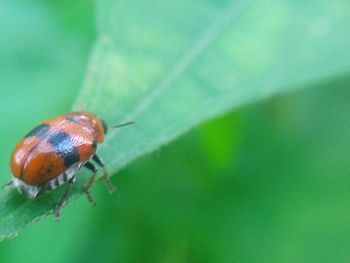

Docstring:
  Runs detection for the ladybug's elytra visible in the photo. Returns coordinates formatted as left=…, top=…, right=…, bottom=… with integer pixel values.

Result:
left=3, top=111, right=133, bottom=219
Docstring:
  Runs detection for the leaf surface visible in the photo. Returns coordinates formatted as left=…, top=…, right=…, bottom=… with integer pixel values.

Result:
left=1, top=0, right=350, bottom=240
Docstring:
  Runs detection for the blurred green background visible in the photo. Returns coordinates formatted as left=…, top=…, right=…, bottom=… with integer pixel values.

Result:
left=1, top=0, right=350, bottom=262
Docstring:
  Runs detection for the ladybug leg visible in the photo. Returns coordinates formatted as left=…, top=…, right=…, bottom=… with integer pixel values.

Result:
left=93, top=154, right=116, bottom=193
left=54, top=177, right=74, bottom=220
left=2, top=180, right=14, bottom=189
left=83, top=161, right=97, bottom=206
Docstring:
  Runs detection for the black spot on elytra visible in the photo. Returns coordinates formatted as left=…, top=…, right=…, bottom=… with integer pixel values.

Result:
left=47, top=131, right=80, bottom=168
left=25, top=124, right=50, bottom=138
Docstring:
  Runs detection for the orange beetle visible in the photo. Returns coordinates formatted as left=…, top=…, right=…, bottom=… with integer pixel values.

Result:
left=3, top=111, right=133, bottom=219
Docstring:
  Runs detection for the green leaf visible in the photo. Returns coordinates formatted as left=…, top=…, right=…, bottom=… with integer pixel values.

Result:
left=0, top=0, right=349, bottom=240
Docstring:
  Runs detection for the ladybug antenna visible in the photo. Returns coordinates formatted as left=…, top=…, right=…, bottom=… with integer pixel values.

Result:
left=112, top=121, right=134, bottom=129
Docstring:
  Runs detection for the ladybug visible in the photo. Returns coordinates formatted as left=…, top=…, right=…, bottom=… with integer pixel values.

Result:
left=3, top=111, right=133, bottom=219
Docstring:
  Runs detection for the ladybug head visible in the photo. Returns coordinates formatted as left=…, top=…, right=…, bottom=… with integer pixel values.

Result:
left=66, top=112, right=134, bottom=143
left=66, top=112, right=106, bottom=143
